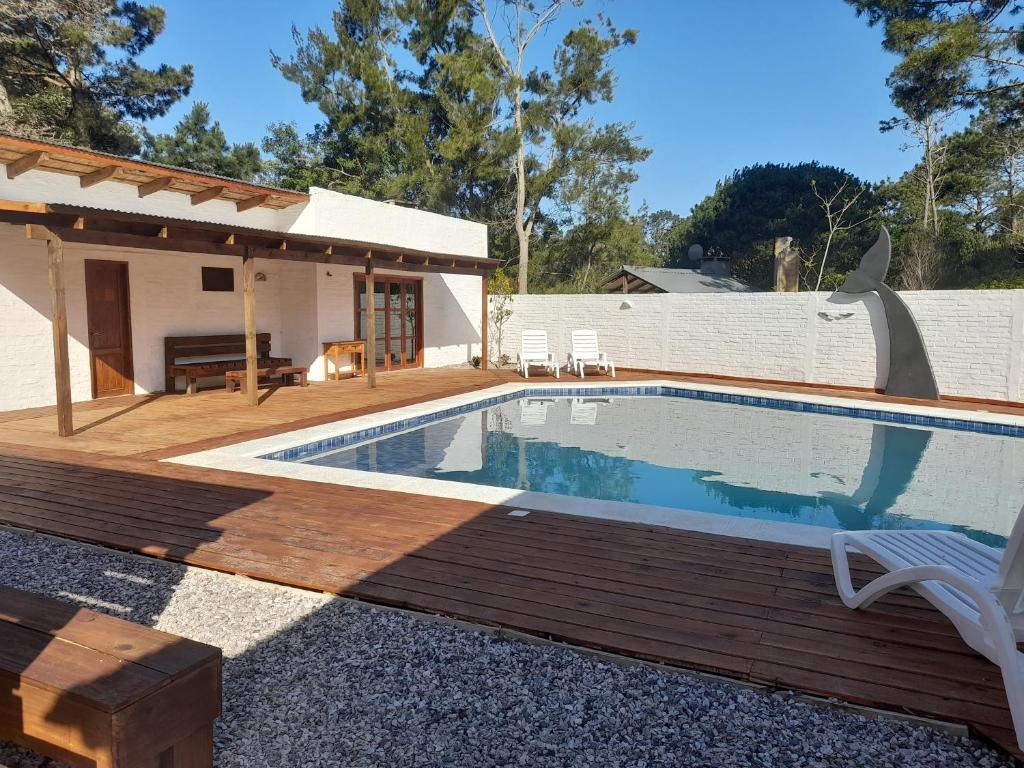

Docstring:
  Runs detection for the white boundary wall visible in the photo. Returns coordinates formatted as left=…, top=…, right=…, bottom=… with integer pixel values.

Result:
left=493, top=291, right=1024, bottom=402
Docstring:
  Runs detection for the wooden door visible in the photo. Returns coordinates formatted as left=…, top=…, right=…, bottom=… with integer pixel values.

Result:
left=84, top=260, right=134, bottom=398
left=356, top=276, right=423, bottom=371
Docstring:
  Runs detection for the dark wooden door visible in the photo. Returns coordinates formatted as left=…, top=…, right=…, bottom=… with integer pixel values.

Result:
left=84, top=260, right=134, bottom=398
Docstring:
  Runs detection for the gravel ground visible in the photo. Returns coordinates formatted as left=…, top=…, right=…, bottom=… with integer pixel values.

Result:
left=0, top=528, right=1015, bottom=768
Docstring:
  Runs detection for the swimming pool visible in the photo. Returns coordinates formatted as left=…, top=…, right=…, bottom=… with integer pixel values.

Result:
left=253, top=386, right=1024, bottom=548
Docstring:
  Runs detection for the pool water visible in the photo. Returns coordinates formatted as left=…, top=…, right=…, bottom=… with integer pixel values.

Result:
left=293, top=395, right=1024, bottom=547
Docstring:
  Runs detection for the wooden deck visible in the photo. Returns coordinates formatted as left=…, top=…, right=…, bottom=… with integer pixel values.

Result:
left=1, top=368, right=1022, bottom=758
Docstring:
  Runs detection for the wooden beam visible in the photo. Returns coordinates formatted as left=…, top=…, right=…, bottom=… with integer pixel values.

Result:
left=43, top=230, right=73, bottom=436
left=365, top=255, right=377, bottom=389
left=6, top=151, right=47, bottom=179
left=242, top=251, right=258, bottom=406
left=79, top=165, right=119, bottom=188
left=190, top=186, right=225, bottom=206
left=137, top=176, right=173, bottom=197
left=480, top=275, right=489, bottom=370
left=236, top=194, right=269, bottom=213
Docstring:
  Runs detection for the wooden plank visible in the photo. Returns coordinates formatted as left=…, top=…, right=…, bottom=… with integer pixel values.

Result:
left=242, top=253, right=258, bottom=406
left=365, top=257, right=377, bottom=389
left=79, top=165, right=119, bottom=188
left=190, top=186, right=225, bottom=206
left=46, top=233, right=73, bottom=437
left=6, top=150, right=47, bottom=179
left=137, top=176, right=173, bottom=197
left=236, top=194, right=269, bottom=213
left=0, top=586, right=215, bottom=676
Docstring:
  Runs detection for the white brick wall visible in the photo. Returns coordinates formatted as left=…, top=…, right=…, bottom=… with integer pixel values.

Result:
left=495, top=290, right=1024, bottom=401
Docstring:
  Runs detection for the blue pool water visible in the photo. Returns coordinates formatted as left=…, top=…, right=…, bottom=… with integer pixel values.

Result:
left=275, top=394, right=1024, bottom=547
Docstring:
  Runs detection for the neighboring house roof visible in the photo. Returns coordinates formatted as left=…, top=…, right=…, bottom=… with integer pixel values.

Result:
left=602, top=266, right=755, bottom=294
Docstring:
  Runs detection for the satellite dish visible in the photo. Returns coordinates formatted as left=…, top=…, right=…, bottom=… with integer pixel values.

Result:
left=687, top=244, right=704, bottom=263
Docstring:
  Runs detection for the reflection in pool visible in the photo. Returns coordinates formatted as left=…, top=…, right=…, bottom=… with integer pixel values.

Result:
left=295, top=396, right=1023, bottom=547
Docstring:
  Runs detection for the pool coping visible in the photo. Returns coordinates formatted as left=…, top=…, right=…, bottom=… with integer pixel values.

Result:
left=168, top=380, right=1024, bottom=550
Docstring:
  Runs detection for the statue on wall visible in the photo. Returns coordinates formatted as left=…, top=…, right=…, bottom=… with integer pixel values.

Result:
left=838, top=228, right=940, bottom=400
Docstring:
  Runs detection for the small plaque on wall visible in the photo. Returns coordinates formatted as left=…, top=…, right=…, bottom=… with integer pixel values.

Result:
left=201, top=266, right=234, bottom=292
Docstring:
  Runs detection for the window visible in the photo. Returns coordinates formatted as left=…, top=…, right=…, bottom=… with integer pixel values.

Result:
left=201, top=266, right=234, bottom=292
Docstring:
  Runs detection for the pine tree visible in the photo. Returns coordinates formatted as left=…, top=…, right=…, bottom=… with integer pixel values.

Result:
left=0, top=0, right=193, bottom=154
left=141, top=103, right=262, bottom=181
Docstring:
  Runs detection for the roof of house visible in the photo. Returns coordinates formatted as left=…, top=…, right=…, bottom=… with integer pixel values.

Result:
left=603, top=266, right=755, bottom=294
left=0, top=132, right=308, bottom=212
left=0, top=200, right=500, bottom=274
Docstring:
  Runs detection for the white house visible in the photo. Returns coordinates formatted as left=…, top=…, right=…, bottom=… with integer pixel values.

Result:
left=0, top=134, right=496, bottom=435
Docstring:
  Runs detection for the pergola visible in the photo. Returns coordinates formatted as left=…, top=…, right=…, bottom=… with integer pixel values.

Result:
left=0, top=200, right=499, bottom=437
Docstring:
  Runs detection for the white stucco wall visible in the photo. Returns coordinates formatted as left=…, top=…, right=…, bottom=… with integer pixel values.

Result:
left=496, top=291, right=1024, bottom=402
left=295, top=187, right=488, bottom=259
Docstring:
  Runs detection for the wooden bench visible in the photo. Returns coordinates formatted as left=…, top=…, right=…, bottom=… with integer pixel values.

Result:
left=224, top=365, right=309, bottom=394
left=0, top=585, right=221, bottom=768
left=165, top=333, right=292, bottom=394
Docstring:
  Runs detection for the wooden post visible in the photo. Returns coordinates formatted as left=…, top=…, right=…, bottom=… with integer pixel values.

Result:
left=365, top=256, right=377, bottom=389
left=242, top=250, right=258, bottom=406
left=46, top=233, right=73, bottom=436
left=480, top=274, right=489, bottom=370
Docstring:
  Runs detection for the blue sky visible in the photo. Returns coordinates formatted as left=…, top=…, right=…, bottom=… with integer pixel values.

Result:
left=141, top=0, right=910, bottom=215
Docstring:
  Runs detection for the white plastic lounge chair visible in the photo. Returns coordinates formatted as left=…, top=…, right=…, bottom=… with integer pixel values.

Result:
left=519, top=398, right=553, bottom=426
left=568, top=329, right=615, bottom=379
left=832, top=509, right=1024, bottom=749
left=518, top=330, right=558, bottom=379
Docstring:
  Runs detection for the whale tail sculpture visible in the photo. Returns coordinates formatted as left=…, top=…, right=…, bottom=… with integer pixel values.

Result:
left=837, top=227, right=940, bottom=401
left=840, top=228, right=891, bottom=295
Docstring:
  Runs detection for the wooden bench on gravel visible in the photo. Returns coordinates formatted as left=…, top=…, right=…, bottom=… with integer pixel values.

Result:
left=0, top=585, right=222, bottom=768
left=224, top=365, right=309, bottom=394
left=165, top=333, right=292, bottom=395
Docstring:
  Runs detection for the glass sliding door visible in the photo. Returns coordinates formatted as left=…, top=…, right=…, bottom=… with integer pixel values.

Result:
left=356, top=276, right=423, bottom=370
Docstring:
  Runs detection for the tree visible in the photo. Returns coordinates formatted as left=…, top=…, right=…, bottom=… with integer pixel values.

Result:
left=476, top=0, right=642, bottom=293
left=141, top=102, right=262, bottom=180
left=637, top=206, right=684, bottom=265
left=269, top=1, right=513, bottom=219
left=809, top=179, right=875, bottom=291
left=271, top=1, right=646, bottom=294
left=883, top=110, right=952, bottom=235
left=671, top=163, right=878, bottom=290
left=846, top=1, right=1024, bottom=116
left=0, top=0, right=193, bottom=154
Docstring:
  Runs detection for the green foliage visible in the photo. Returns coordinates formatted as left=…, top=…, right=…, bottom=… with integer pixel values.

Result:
left=141, top=103, right=262, bottom=180
left=846, top=1, right=1024, bottom=117
left=268, top=0, right=647, bottom=293
left=0, top=0, right=193, bottom=154
left=670, top=163, right=879, bottom=290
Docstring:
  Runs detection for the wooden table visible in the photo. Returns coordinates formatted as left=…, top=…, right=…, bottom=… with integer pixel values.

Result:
left=323, top=340, right=366, bottom=381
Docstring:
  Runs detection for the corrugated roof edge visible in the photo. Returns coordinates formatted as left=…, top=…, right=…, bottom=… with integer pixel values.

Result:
left=0, top=130, right=309, bottom=199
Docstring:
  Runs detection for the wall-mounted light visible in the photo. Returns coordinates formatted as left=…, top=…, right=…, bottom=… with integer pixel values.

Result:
left=325, top=271, right=333, bottom=278
left=255, top=272, right=267, bottom=282
left=620, top=300, right=633, bottom=310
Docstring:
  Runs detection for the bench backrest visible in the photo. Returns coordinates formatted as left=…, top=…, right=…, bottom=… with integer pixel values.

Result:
left=165, top=333, right=272, bottom=389
left=166, top=333, right=271, bottom=364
